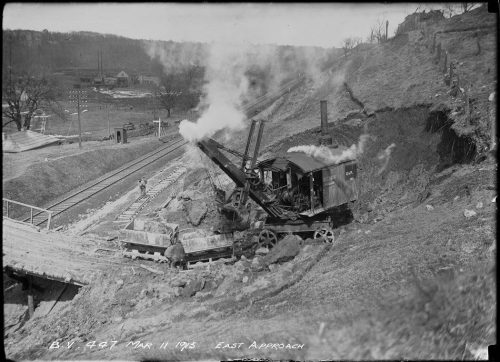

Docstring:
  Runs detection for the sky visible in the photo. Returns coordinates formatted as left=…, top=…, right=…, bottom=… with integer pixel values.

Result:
left=2, top=3, right=446, bottom=48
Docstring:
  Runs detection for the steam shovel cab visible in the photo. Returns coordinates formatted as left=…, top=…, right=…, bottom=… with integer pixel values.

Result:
left=257, top=149, right=358, bottom=219
left=250, top=147, right=358, bottom=246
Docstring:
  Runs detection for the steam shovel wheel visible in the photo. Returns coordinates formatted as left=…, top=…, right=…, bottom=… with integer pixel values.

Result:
left=314, top=227, right=335, bottom=243
left=258, top=229, right=277, bottom=249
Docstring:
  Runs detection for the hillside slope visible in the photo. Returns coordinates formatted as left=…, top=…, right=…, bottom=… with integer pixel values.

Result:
left=248, top=4, right=496, bottom=156
left=4, top=6, right=496, bottom=361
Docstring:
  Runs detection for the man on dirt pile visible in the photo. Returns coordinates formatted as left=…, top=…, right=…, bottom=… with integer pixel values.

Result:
left=138, top=178, right=147, bottom=197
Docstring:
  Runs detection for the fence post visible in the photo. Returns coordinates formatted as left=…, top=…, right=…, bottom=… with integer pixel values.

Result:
left=449, top=62, right=454, bottom=87
left=6, top=200, right=9, bottom=218
left=436, top=43, right=441, bottom=63
left=30, top=208, right=33, bottom=224
left=490, top=92, right=497, bottom=152
left=465, top=85, right=470, bottom=124
left=47, top=211, right=52, bottom=230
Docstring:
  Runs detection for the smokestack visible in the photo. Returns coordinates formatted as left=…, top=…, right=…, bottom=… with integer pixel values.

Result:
left=319, top=101, right=336, bottom=147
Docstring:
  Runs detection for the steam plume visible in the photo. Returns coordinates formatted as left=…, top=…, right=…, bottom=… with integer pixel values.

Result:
left=377, top=143, right=396, bottom=175
left=144, top=39, right=340, bottom=143
left=287, top=134, right=370, bottom=164
left=179, top=42, right=252, bottom=142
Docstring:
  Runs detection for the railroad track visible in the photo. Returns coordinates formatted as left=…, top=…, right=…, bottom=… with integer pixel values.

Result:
left=243, top=76, right=305, bottom=117
left=25, top=138, right=187, bottom=227
left=113, top=165, right=187, bottom=225
left=21, top=75, right=306, bottom=228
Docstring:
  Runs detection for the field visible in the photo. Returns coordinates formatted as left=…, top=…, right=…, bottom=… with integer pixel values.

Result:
left=3, top=85, right=198, bottom=141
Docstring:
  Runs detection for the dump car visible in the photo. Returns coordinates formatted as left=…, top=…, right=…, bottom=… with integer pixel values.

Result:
left=120, top=219, right=237, bottom=265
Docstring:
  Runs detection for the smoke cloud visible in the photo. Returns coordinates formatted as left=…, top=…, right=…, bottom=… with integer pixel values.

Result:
left=178, top=42, right=252, bottom=142
left=182, top=143, right=207, bottom=169
left=287, top=134, right=370, bottom=164
left=376, top=143, right=396, bottom=175
left=145, top=39, right=340, bottom=143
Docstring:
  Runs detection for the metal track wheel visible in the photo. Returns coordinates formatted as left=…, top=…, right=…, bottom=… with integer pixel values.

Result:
left=314, top=227, right=335, bottom=243
left=258, top=229, right=277, bottom=249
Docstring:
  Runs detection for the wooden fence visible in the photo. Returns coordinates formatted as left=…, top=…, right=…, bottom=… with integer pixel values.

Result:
left=3, top=198, right=53, bottom=230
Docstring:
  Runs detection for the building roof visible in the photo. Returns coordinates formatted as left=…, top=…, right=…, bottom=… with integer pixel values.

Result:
left=258, top=146, right=354, bottom=173
left=3, top=130, right=60, bottom=153
left=116, top=71, right=129, bottom=78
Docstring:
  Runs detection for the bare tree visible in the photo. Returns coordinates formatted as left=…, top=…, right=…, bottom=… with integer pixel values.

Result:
left=342, top=37, right=362, bottom=57
left=370, top=19, right=387, bottom=44
left=444, top=2, right=479, bottom=16
left=461, top=2, right=475, bottom=13
left=443, top=3, right=457, bottom=18
left=2, top=75, right=55, bottom=131
left=157, top=67, right=204, bottom=117
left=366, top=28, right=375, bottom=44
left=157, top=73, right=184, bottom=118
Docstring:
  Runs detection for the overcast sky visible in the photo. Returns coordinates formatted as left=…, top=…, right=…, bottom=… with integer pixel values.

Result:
left=3, top=3, right=445, bottom=48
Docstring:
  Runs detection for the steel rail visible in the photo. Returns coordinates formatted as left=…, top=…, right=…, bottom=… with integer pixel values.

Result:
left=23, top=75, right=306, bottom=228
left=25, top=138, right=187, bottom=227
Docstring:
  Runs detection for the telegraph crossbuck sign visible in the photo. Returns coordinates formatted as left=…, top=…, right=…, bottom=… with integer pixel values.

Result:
left=69, top=85, right=88, bottom=148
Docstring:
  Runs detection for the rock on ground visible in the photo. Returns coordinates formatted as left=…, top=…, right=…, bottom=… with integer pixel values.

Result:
left=464, top=209, right=477, bottom=218
left=143, top=220, right=173, bottom=234
left=255, top=247, right=270, bottom=255
left=181, top=278, right=206, bottom=298
left=158, top=210, right=184, bottom=224
left=264, top=234, right=302, bottom=265
left=184, top=200, right=208, bottom=226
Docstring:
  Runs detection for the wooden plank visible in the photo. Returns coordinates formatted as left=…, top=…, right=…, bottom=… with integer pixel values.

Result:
left=3, top=219, right=122, bottom=286
left=27, top=277, right=34, bottom=318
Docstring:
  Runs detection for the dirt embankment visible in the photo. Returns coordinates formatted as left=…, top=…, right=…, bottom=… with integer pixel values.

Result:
left=5, top=156, right=495, bottom=360
left=229, top=4, right=495, bottom=163
left=2, top=138, right=163, bottom=210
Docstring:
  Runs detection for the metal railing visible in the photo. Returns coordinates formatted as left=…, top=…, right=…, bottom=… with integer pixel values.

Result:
left=3, top=198, right=53, bottom=230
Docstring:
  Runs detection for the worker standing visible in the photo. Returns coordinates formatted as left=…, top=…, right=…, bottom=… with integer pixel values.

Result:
left=139, top=178, right=147, bottom=197
left=164, top=241, right=186, bottom=269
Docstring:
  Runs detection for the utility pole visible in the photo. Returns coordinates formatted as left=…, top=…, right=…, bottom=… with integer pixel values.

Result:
left=9, top=34, right=12, bottom=91
left=69, top=84, right=87, bottom=149
left=153, top=117, right=162, bottom=139
left=76, top=85, right=82, bottom=149
left=107, top=104, right=111, bottom=139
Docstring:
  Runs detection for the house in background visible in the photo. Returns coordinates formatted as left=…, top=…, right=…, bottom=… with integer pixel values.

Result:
left=79, top=73, right=93, bottom=84
left=104, top=76, right=118, bottom=87
left=93, top=76, right=104, bottom=86
left=138, top=75, right=160, bottom=87
left=129, top=73, right=139, bottom=85
left=116, top=71, right=129, bottom=87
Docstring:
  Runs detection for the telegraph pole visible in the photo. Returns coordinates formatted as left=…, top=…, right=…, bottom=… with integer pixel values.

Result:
left=9, top=34, right=12, bottom=90
left=69, top=84, right=86, bottom=149
left=77, top=86, right=82, bottom=148
left=107, top=104, right=111, bottom=139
